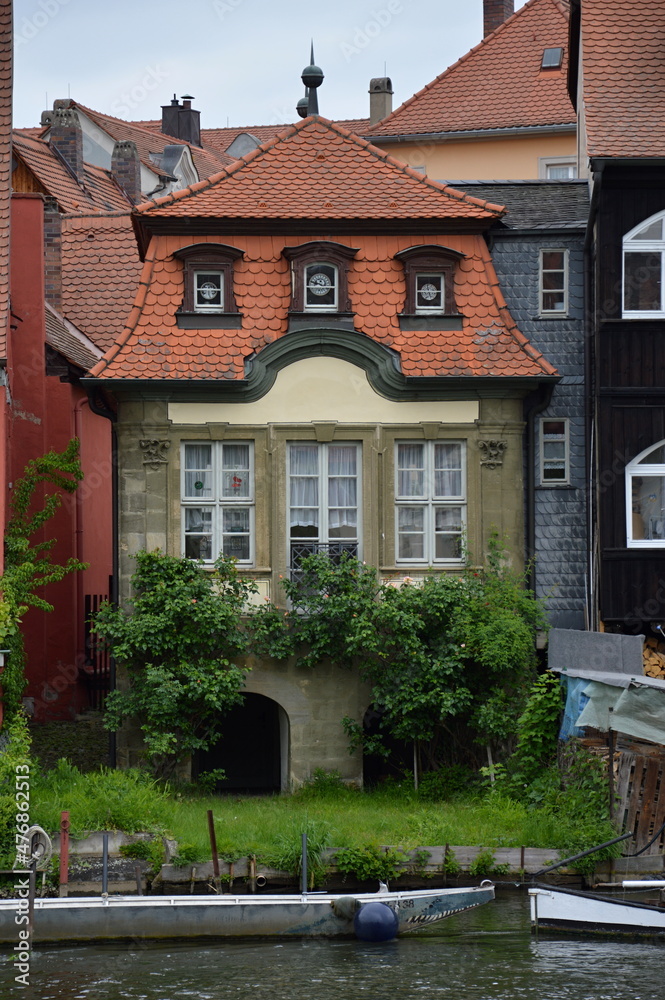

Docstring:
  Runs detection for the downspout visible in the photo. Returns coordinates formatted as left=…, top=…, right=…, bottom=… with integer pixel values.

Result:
left=73, top=397, right=88, bottom=702
left=584, top=163, right=603, bottom=631
left=525, top=383, right=555, bottom=596
left=85, top=387, right=118, bottom=767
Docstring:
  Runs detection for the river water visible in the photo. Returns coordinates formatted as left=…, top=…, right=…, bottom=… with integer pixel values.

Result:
left=2, top=890, right=664, bottom=999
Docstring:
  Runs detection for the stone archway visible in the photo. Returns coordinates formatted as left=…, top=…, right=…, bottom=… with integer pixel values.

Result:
left=194, top=693, right=288, bottom=794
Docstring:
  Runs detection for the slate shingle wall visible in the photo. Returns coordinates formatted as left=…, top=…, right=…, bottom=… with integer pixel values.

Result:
left=491, top=232, right=587, bottom=628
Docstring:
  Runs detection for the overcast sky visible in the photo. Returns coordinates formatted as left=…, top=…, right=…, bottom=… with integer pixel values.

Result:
left=13, top=0, right=527, bottom=130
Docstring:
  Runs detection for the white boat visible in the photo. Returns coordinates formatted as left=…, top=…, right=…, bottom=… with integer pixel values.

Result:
left=0, top=883, right=495, bottom=946
left=529, top=882, right=665, bottom=937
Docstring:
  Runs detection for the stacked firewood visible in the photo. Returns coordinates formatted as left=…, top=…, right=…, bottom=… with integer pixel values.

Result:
left=643, top=637, right=665, bottom=678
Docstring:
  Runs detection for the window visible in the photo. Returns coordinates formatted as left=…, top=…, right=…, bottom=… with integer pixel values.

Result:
left=288, top=442, right=360, bottom=572
left=626, top=442, right=665, bottom=547
left=623, top=212, right=665, bottom=316
left=395, top=245, right=463, bottom=316
left=182, top=442, right=253, bottom=563
left=395, top=441, right=465, bottom=563
left=538, top=157, right=577, bottom=180
left=173, top=242, right=243, bottom=314
left=540, top=419, right=569, bottom=484
left=540, top=249, right=568, bottom=314
left=282, top=241, right=358, bottom=314
left=541, top=47, right=563, bottom=69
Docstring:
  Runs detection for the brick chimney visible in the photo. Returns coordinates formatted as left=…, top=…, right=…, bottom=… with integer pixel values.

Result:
left=111, top=140, right=142, bottom=204
left=484, top=0, right=514, bottom=37
left=160, top=94, right=201, bottom=147
left=369, top=77, right=394, bottom=125
left=49, top=107, right=84, bottom=184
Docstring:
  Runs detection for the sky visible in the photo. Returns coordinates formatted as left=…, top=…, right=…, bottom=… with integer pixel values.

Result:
left=13, top=0, right=528, bottom=131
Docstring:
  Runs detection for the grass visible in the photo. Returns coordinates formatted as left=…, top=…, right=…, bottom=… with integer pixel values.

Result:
left=30, top=762, right=568, bottom=863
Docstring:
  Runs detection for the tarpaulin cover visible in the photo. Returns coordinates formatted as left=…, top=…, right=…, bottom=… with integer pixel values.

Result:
left=548, top=628, right=645, bottom=677
left=559, top=676, right=589, bottom=740
left=576, top=682, right=665, bottom=746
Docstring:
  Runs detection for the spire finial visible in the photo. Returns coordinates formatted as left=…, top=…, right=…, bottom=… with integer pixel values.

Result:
left=300, top=42, right=323, bottom=117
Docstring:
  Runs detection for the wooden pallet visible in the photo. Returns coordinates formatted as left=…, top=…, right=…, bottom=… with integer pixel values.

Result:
left=616, top=750, right=665, bottom=856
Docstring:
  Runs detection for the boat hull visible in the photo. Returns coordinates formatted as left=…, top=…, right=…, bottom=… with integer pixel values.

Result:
left=529, top=885, right=665, bottom=938
left=0, top=884, right=494, bottom=945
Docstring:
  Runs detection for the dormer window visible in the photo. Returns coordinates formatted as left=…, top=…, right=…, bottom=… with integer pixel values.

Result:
left=395, top=245, right=464, bottom=317
left=283, top=241, right=358, bottom=315
left=305, top=263, right=338, bottom=311
left=194, top=271, right=224, bottom=312
left=173, top=242, right=243, bottom=315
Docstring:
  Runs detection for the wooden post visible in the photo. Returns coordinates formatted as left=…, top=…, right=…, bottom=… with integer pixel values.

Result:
left=207, top=809, right=220, bottom=893
left=58, top=811, right=70, bottom=898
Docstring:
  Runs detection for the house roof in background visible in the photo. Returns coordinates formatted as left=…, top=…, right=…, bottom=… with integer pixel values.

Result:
left=366, top=0, right=574, bottom=139
left=136, top=116, right=505, bottom=221
left=449, top=179, right=589, bottom=229
left=60, top=215, right=143, bottom=353
left=0, top=0, right=11, bottom=360
left=12, top=132, right=132, bottom=214
left=579, top=0, right=665, bottom=158
left=45, top=302, right=103, bottom=371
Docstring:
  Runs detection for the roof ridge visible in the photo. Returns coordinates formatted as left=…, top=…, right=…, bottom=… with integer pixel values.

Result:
left=137, top=116, right=505, bottom=217
left=367, top=0, right=568, bottom=134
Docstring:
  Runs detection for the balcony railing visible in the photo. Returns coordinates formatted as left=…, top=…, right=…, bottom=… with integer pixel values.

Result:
left=289, top=541, right=359, bottom=587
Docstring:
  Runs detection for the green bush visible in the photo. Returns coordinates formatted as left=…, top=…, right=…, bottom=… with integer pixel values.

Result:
left=417, top=765, right=476, bottom=801
left=265, top=820, right=332, bottom=888
left=335, top=844, right=407, bottom=883
left=0, top=712, right=33, bottom=868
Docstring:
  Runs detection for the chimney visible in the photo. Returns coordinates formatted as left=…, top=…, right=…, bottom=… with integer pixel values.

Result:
left=160, top=94, right=201, bottom=147
left=483, top=0, right=514, bottom=37
left=49, top=107, right=84, bottom=184
left=111, top=140, right=142, bottom=204
left=369, top=77, right=393, bottom=125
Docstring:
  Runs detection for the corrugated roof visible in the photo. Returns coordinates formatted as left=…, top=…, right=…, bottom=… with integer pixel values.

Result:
left=137, top=116, right=505, bottom=221
left=366, top=0, right=574, bottom=139
left=579, top=0, right=665, bottom=158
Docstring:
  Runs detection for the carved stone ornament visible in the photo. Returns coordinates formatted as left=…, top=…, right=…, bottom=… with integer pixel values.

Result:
left=478, top=439, right=507, bottom=470
left=140, top=439, right=171, bottom=470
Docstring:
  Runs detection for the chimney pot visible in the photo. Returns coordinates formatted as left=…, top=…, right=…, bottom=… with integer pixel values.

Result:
left=368, top=77, right=394, bottom=125
left=483, top=0, right=514, bottom=37
left=111, top=140, right=142, bottom=204
left=49, top=108, right=85, bottom=183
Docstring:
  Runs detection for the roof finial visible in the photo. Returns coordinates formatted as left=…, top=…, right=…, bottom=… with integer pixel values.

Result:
left=299, top=40, right=323, bottom=117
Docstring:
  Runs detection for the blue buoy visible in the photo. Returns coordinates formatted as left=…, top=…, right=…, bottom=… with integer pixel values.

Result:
left=353, top=902, right=399, bottom=942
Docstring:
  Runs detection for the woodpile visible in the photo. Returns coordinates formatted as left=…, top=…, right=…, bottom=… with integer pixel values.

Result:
left=643, top=637, right=665, bottom=678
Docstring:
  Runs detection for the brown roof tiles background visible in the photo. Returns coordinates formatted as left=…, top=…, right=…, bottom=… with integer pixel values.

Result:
left=0, top=0, right=12, bottom=360
left=580, top=0, right=665, bottom=158
left=367, top=0, right=573, bottom=138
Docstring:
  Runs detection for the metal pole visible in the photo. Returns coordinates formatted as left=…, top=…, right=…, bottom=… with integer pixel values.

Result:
left=102, top=832, right=109, bottom=894
left=301, top=833, right=308, bottom=895
left=27, top=861, right=36, bottom=953
left=59, top=811, right=70, bottom=898
left=608, top=707, right=615, bottom=822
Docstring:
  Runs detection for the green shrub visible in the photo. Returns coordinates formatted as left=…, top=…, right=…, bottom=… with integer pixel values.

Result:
left=265, top=820, right=332, bottom=888
left=417, top=765, right=476, bottom=801
left=335, top=844, right=407, bottom=883
left=0, top=712, right=33, bottom=868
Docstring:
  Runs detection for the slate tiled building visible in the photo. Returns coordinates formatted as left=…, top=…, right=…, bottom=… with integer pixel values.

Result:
left=84, top=116, right=559, bottom=785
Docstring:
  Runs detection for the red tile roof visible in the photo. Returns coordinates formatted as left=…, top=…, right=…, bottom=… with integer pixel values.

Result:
left=132, top=119, right=372, bottom=157
left=74, top=103, right=233, bottom=179
left=367, top=0, right=573, bottom=139
left=45, top=302, right=103, bottom=371
left=0, top=0, right=11, bottom=359
left=137, top=116, right=505, bottom=221
left=579, top=0, right=665, bottom=158
left=90, top=229, right=555, bottom=383
left=60, top=215, right=143, bottom=353
left=13, top=132, right=132, bottom=214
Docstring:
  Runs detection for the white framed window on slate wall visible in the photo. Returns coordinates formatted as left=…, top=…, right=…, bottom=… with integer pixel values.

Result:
left=539, top=419, right=569, bottom=485
left=539, top=249, right=569, bottom=315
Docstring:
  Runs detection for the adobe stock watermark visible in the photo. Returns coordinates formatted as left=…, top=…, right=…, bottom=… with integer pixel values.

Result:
left=212, top=0, right=244, bottom=21
left=15, top=0, right=73, bottom=48
left=13, top=763, right=31, bottom=987
left=110, top=65, right=171, bottom=119
left=341, top=1, right=403, bottom=63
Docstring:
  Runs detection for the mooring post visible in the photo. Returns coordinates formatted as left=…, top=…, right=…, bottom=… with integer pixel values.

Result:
left=301, top=833, right=308, bottom=895
left=207, top=809, right=221, bottom=893
left=102, top=832, right=109, bottom=895
left=59, top=811, right=70, bottom=897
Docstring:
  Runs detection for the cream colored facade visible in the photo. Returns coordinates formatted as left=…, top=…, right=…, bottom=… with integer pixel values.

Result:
left=376, top=131, right=577, bottom=181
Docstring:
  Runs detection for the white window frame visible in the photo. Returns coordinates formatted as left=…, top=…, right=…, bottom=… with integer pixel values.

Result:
left=303, top=262, right=339, bottom=312
left=626, top=441, right=665, bottom=548
left=622, top=211, right=665, bottom=318
left=287, top=441, right=362, bottom=564
left=539, top=248, right=569, bottom=316
left=193, top=269, right=225, bottom=313
left=394, top=440, right=466, bottom=565
left=181, top=442, right=254, bottom=565
left=415, top=272, right=445, bottom=314
left=539, top=418, right=570, bottom=485
left=538, top=156, right=578, bottom=180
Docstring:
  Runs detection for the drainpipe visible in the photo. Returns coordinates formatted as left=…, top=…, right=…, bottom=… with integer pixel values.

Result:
left=85, top=387, right=118, bottom=767
left=525, top=383, right=555, bottom=597
left=584, top=163, right=603, bottom=631
left=73, top=397, right=88, bottom=701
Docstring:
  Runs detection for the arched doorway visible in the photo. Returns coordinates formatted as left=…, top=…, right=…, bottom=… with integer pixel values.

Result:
left=195, top=693, right=288, bottom=793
